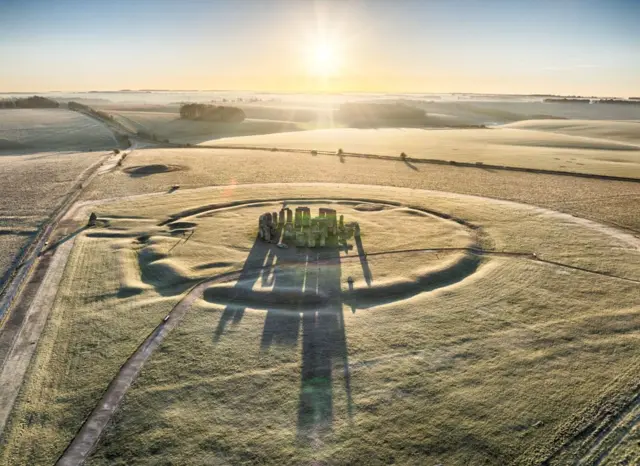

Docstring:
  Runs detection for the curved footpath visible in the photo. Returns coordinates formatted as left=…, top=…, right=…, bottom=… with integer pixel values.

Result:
left=56, top=247, right=639, bottom=465
left=0, top=166, right=636, bottom=464
left=55, top=269, right=242, bottom=466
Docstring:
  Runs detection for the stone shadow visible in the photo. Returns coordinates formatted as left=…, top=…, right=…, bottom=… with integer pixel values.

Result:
left=210, top=237, right=273, bottom=341
left=208, top=237, right=353, bottom=440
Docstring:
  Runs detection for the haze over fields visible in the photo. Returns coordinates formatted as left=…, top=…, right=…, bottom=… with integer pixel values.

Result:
left=1, top=1, right=639, bottom=465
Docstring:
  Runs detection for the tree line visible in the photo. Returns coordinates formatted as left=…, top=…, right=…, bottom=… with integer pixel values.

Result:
left=0, top=95, right=59, bottom=109
left=544, top=97, right=640, bottom=105
left=179, top=103, right=246, bottom=123
left=67, top=101, right=115, bottom=121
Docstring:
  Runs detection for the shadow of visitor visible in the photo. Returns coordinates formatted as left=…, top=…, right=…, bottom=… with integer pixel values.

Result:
left=403, top=158, right=419, bottom=171
left=355, top=234, right=373, bottom=286
left=40, top=225, right=89, bottom=256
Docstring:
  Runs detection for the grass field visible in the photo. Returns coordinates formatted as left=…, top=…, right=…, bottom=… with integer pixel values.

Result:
left=0, top=109, right=116, bottom=153
left=2, top=184, right=638, bottom=465
left=80, top=147, right=640, bottom=233
left=0, top=219, right=185, bottom=465
left=502, top=119, right=640, bottom=145
left=1, top=96, right=640, bottom=465
left=0, top=151, right=107, bottom=288
left=202, top=126, right=640, bottom=178
left=106, top=110, right=301, bottom=144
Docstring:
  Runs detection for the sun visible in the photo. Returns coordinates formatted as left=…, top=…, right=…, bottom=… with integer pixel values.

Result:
left=307, top=39, right=342, bottom=78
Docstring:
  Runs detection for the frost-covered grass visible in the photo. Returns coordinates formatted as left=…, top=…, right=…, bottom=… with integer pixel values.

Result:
left=0, top=109, right=116, bottom=153
left=3, top=184, right=639, bottom=465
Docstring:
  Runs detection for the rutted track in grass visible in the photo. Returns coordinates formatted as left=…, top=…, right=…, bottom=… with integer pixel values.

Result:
left=582, top=395, right=640, bottom=465
left=0, top=148, right=134, bottom=437
left=0, top=155, right=108, bottom=322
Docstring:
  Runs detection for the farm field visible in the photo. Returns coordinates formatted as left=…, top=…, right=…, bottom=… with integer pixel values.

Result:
left=105, top=110, right=301, bottom=144
left=0, top=109, right=116, bottom=153
left=0, top=151, right=107, bottom=289
left=1, top=184, right=639, bottom=465
left=203, top=126, right=640, bottom=178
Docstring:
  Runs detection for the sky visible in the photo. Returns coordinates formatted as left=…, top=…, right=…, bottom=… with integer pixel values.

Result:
left=1, top=0, right=639, bottom=96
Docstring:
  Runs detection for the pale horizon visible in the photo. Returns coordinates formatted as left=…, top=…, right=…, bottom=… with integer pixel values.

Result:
left=1, top=0, right=639, bottom=96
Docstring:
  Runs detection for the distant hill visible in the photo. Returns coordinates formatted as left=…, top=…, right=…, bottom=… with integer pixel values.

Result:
left=0, top=95, right=59, bottom=109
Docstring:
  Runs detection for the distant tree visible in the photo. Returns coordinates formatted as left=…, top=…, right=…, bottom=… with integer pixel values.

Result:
left=178, top=103, right=245, bottom=123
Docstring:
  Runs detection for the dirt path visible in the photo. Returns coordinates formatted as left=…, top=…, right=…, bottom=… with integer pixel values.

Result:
left=0, top=238, right=76, bottom=433
left=0, top=147, right=133, bottom=437
left=55, top=252, right=638, bottom=464
left=55, top=270, right=242, bottom=466
left=0, top=182, right=633, bottom=464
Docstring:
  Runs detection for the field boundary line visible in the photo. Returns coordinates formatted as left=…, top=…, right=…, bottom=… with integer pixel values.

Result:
left=189, top=143, right=640, bottom=183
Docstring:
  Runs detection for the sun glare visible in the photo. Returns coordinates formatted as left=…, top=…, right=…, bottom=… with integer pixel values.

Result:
left=308, top=39, right=342, bottom=77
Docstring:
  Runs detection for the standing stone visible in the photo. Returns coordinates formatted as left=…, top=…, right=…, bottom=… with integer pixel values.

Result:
left=295, top=207, right=303, bottom=228
left=301, top=207, right=311, bottom=227
left=88, top=212, right=97, bottom=227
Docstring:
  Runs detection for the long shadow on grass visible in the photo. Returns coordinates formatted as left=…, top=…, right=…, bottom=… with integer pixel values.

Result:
left=211, top=237, right=274, bottom=341
left=40, top=225, right=88, bottom=256
left=207, top=236, right=353, bottom=441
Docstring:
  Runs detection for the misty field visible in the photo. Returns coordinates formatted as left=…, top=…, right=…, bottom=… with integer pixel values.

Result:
left=0, top=109, right=116, bottom=153
left=103, top=109, right=301, bottom=144
left=204, top=125, right=640, bottom=178
left=502, top=119, right=640, bottom=145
